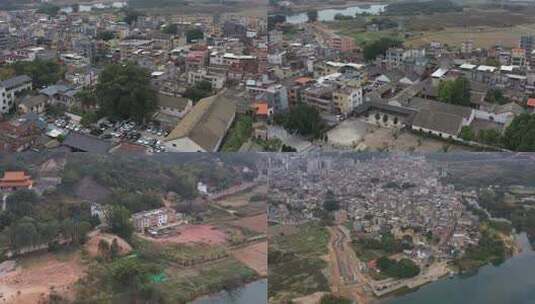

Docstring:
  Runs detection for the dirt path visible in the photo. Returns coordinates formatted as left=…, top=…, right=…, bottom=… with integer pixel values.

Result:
left=0, top=252, right=86, bottom=304
left=231, top=241, right=267, bottom=277
left=327, top=225, right=372, bottom=304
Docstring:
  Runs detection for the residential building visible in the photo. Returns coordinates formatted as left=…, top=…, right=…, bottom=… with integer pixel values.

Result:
left=0, top=75, right=32, bottom=114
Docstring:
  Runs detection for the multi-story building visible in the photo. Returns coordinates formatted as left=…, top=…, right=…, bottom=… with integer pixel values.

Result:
left=188, top=69, right=226, bottom=90
left=132, top=208, right=178, bottom=233
left=0, top=75, right=32, bottom=114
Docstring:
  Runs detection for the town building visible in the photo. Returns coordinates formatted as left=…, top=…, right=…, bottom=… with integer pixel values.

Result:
left=0, top=171, right=33, bottom=192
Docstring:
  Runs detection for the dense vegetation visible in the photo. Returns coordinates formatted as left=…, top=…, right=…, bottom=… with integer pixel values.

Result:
left=0, top=189, right=98, bottom=256
left=438, top=76, right=471, bottom=106
left=221, top=115, right=253, bottom=152
left=182, top=80, right=213, bottom=103
left=385, top=0, right=462, bottom=16
left=269, top=223, right=330, bottom=302
left=11, top=59, right=64, bottom=89
left=363, top=37, right=402, bottom=61
left=502, top=113, right=535, bottom=151
left=95, top=62, right=157, bottom=123
left=274, top=103, right=325, bottom=139
left=320, top=294, right=353, bottom=304
left=377, top=256, right=420, bottom=279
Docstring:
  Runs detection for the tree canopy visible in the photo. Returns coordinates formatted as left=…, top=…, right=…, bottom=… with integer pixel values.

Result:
left=11, top=59, right=64, bottom=88
left=182, top=80, right=213, bottom=103
left=502, top=113, right=535, bottom=151
left=95, top=62, right=157, bottom=123
left=274, top=103, right=325, bottom=139
left=438, top=76, right=471, bottom=106
left=363, top=37, right=402, bottom=61
left=186, top=28, right=204, bottom=43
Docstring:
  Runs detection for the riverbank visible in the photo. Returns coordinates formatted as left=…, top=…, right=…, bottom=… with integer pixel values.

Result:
left=383, top=233, right=535, bottom=304
left=191, top=279, right=267, bottom=304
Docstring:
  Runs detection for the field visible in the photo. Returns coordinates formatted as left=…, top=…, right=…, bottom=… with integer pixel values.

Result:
left=231, top=214, right=268, bottom=234
left=232, top=241, right=268, bottom=276
left=160, top=257, right=258, bottom=303
left=406, top=24, right=535, bottom=49
left=144, top=224, right=228, bottom=246
left=0, top=251, right=86, bottom=304
left=268, top=223, right=331, bottom=303
left=325, top=6, right=535, bottom=48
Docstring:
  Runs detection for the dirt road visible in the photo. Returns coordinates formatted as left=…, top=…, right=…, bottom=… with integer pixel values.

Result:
left=327, top=225, right=372, bottom=304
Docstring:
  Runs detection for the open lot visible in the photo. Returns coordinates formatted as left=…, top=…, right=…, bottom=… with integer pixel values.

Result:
left=0, top=251, right=86, bottom=304
left=406, top=23, right=535, bottom=49
left=328, top=119, right=472, bottom=152
left=145, top=224, right=228, bottom=246
left=231, top=214, right=268, bottom=234
left=232, top=241, right=268, bottom=277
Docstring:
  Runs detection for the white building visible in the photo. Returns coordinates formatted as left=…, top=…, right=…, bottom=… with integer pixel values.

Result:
left=0, top=75, right=32, bottom=114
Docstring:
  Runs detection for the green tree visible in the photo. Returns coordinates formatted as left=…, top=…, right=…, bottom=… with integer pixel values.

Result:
left=278, top=103, right=325, bottom=139
left=478, top=129, right=502, bottom=145
left=460, top=126, right=475, bottom=141
left=123, top=9, right=142, bottom=25
left=162, top=23, right=178, bottom=35
left=110, top=238, right=120, bottom=259
left=502, top=113, right=535, bottom=151
left=307, top=10, right=319, bottom=22
left=363, top=37, right=402, bottom=61
left=438, top=76, right=471, bottom=106
left=107, top=206, right=134, bottom=240
left=186, top=28, right=204, bottom=43
left=97, top=31, right=116, bottom=41
left=37, top=4, right=61, bottom=16
left=6, top=189, right=38, bottom=219
left=320, top=295, right=352, bottom=304
left=182, top=80, right=213, bottom=103
left=486, top=88, right=507, bottom=105
left=11, top=59, right=64, bottom=88
left=95, top=62, right=157, bottom=123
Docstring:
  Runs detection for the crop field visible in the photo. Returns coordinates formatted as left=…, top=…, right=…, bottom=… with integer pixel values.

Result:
left=268, top=223, right=331, bottom=302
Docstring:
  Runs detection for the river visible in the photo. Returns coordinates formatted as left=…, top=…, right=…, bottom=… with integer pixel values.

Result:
left=190, top=279, right=267, bottom=304
left=60, top=1, right=127, bottom=14
left=383, top=233, right=535, bottom=304
left=285, top=4, right=387, bottom=24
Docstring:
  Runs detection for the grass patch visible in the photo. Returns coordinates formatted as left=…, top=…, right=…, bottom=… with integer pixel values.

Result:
left=161, top=257, right=257, bottom=303
left=268, top=223, right=330, bottom=302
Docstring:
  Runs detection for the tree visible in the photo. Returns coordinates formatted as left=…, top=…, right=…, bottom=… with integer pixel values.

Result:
left=459, top=126, right=475, bottom=141
left=323, top=190, right=340, bottom=212
left=478, top=129, right=501, bottom=145
left=8, top=218, right=40, bottom=252
left=107, top=206, right=134, bottom=240
left=98, top=239, right=110, bottom=259
left=76, top=89, right=97, bottom=109
left=486, top=88, right=507, bottom=105
left=95, top=62, right=157, bottom=123
left=110, top=238, right=120, bottom=259
left=438, top=76, right=471, bottom=106
left=97, top=31, right=116, bottom=41
left=307, top=10, right=319, bottom=22
left=186, top=28, right=204, bottom=43
left=278, top=103, right=325, bottom=139
left=182, top=80, right=213, bottom=103
left=11, top=59, right=64, bottom=88
left=123, top=9, right=142, bottom=25
left=502, top=113, right=535, bottom=151
left=320, top=295, right=352, bottom=304
left=162, top=23, right=178, bottom=35
left=37, top=4, right=60, bottom=17
left=363, top=37, right=402, bottom=61
left=6, top=189, right=38, bottom=219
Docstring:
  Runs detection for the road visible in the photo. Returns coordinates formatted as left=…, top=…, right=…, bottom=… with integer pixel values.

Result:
left=327, top=225, right=372, bottom=304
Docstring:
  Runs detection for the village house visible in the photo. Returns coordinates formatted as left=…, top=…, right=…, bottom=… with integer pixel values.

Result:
left=0, top=171, right=33, bottom=192
left=132, top=207, right=180, bottom=233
